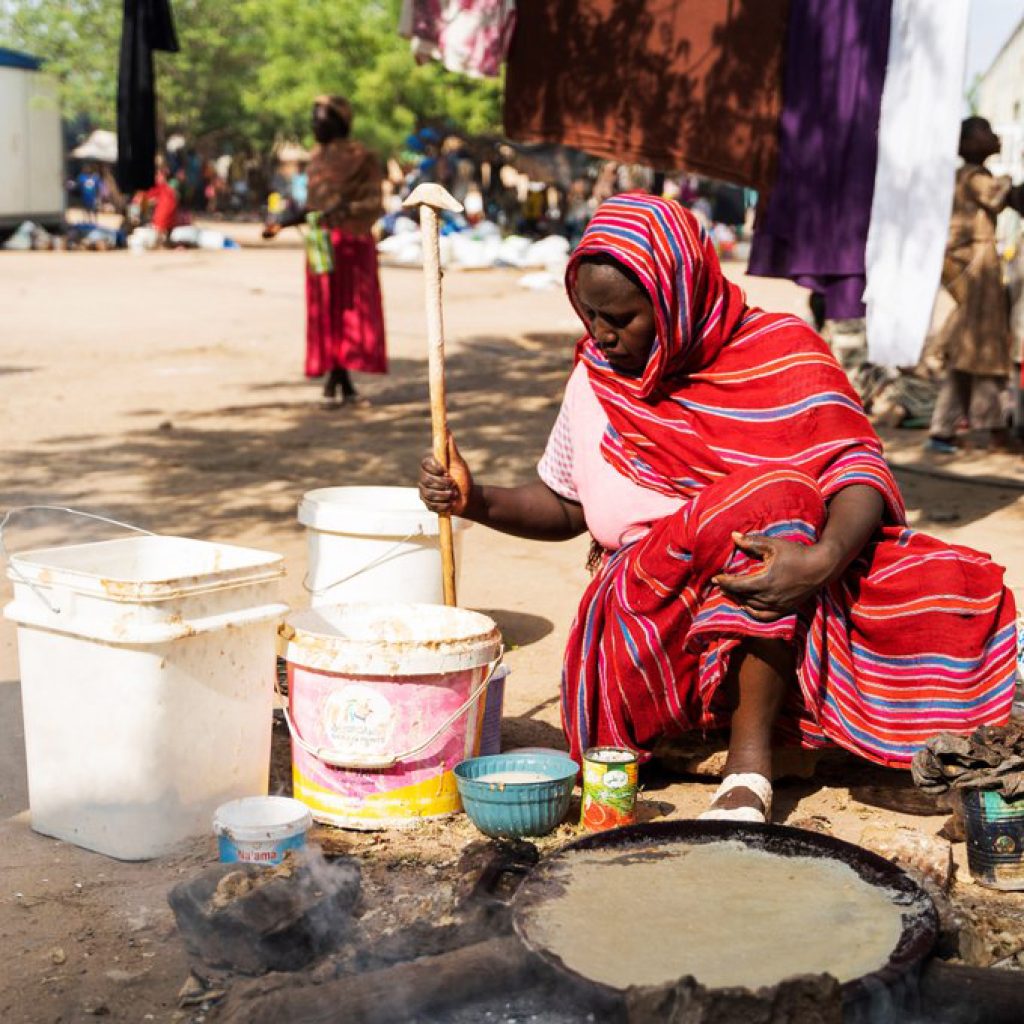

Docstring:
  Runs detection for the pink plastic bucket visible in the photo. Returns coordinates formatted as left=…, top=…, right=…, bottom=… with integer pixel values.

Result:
left=280, top=604, right=502, bottom=829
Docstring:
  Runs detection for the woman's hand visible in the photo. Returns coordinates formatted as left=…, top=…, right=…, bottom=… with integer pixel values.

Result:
left=261, top=221, right=281, bottom=240
left=418, top=435, right=473, bottom=517
left=713, top=532, right=838, bottom=622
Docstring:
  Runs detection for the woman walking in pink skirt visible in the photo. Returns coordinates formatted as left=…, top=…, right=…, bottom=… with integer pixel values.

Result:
left=264, top=95, right=387, bottom=407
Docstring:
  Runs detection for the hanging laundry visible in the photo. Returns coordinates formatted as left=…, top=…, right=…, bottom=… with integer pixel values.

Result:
left=399, top=0, right=516, bottom=80
left=116, top=0, right=179, bottom=194
left=864, top=0, right=970, bottom=368
left=503, top=0, right=788, bottom=188
left=747, top=0, right=892, bottom=322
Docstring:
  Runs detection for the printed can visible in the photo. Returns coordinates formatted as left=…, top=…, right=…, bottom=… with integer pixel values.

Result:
left=580, top=747, right=639, bottom=832
left=961, top=788, right=1024, bottom=890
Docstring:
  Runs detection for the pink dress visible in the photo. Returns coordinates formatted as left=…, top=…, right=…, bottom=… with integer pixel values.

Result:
left=538, top=363, right=684, bottom=550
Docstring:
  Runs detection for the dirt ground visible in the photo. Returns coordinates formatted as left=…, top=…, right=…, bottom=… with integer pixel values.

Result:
left=2, top=223, right=1024, bottom=1022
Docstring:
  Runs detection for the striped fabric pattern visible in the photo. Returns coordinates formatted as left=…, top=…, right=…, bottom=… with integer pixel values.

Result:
left=559, top=195, right=1016, bottom=768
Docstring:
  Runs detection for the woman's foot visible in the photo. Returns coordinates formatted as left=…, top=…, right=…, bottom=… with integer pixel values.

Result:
left=323, top=367, right=348, bottom=400
left=924, top=435, right=958, bottom=455
left=699, top=771, right=773, bottom=823
left=698, top=638, right=792, bottom=824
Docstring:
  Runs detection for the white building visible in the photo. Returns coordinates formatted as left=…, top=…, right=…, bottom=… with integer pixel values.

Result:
left=0, top=47, right=63, bottom=232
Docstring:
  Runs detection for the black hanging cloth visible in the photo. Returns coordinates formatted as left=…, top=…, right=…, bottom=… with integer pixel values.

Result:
left=116, top=0, right=179, bottom=193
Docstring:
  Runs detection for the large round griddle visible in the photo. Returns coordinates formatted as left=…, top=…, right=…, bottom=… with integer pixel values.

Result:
left=513, top=819, right=938, bottom=1001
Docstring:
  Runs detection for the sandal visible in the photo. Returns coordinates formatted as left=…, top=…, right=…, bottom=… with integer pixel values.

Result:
left=698, top=771, right=773, bottom=824
left=924, top=436, right=957, bottom=455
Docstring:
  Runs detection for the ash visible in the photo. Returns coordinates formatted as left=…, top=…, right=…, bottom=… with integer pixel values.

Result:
left=434, top=996, right=595, bottom=1024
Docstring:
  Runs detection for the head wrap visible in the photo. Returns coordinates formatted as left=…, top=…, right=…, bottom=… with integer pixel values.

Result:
left=562, top=192, right=904, bottom=520
left=314, top=95, right=353, bottom=128
left=567, top=193, right=746, bottom=394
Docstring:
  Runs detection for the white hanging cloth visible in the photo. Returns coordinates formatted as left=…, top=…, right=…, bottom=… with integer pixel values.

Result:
left=864, top=0, right=969, bottom=368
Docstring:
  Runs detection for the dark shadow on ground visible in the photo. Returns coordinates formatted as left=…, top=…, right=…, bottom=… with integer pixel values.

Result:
left=500, top=716, right=566, bottom=753
left=880, top=427, right=1024, bottom=530
left=474, top=609, right=553, bottom=649
left=0, top=335, right=574, bottom=542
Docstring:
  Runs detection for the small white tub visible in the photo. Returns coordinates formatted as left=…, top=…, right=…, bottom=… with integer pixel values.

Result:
left=298, top=486, right=470, bottom=607
left=4, top=534, right=288, bottom=861
left=214, top=796, right=312, bottom=864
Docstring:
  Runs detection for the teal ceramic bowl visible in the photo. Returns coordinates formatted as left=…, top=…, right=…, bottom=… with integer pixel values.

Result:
left=455, top=752, right=579, bottom=838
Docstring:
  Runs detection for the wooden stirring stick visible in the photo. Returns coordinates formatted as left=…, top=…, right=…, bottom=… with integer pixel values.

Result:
left=403, top=183, right=464, bottom=607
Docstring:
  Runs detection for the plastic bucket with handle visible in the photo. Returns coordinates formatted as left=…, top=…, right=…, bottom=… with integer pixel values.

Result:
left=2, top=506, right=287, bottom=860
left=280, top=602, right=502, bottom=829
left=298, top=486, right=470, bottom=607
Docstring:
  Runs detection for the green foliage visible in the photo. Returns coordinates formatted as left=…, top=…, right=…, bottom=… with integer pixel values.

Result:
left=0, top=0, right=503, bottom=154
left=0, top=0, right=120, bottom=124
left=156, top=0, right=262, bottom=146
left=236, top=0, right=502, bottom=153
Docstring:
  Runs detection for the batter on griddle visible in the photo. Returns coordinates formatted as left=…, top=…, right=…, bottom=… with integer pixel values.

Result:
left=526, top=840, right=905, bottom=991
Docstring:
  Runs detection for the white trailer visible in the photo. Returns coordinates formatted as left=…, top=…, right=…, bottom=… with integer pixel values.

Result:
left=0, top=48, right=63, bottom=233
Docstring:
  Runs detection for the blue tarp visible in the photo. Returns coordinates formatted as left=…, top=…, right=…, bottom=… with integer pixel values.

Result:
left=0, top=48, right=43, bottom=71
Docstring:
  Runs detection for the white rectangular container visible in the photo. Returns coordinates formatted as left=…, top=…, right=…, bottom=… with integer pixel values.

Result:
left=4, top=535, right=288, bottom=860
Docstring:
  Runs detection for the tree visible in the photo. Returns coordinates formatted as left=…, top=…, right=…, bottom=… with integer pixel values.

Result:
left=156, top=0, right=263, bottom=146
left=0, top=0, right=120, bottom=126
left=236, top=0, right=503, bottom=154
left=0, top=0, right=504, bottom=154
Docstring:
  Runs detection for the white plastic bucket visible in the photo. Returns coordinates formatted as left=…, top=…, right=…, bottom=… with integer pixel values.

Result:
left=4, top=532, right=288, bottom=861
left=298, top=486, right=470, bottom=607
left=280, top=603, right=502, bottom=829
left=214, top=796, right=312, bottom=865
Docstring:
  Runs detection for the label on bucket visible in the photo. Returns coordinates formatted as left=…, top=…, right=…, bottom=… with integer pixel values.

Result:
left=288, top=660, right=488, bottom=829
left=323, top=685, right=394, bottom=756
left=218, top=832, right=307, bottom=866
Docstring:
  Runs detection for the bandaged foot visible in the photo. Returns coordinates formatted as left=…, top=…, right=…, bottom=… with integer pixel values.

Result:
left=698, top=772, right=773, bottom=824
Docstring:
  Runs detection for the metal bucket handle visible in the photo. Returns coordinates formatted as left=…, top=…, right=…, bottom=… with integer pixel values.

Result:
left=302, top=526, right=424, bottom=596
left=279, top=647, right=504, bottom=771
left=0, top=505, right=153, bottom=615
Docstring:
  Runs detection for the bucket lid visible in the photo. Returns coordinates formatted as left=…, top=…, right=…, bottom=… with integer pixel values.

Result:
left=298, top=486, right=470, bottom=537
left=213, top=796, right=312, bottom=842
left=281, top=602, right=501, bottom=676
left=8, top=535, right=284, bottom=602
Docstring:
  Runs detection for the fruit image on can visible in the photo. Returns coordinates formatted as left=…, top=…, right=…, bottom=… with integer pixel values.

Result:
left=580, top=746, right=639, bottom=832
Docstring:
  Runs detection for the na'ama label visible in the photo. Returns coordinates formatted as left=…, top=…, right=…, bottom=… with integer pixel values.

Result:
left=580, top=747, right=639, bottom=832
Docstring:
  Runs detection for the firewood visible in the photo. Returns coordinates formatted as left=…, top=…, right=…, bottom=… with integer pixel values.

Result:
left=213, top=936, right=535, bottom=1024
left=625, top=973, right=842, bottom=1024
left=920, top=959, right=1024, bottom=1024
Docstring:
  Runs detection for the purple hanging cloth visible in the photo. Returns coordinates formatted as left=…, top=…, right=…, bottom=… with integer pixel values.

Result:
left=747, top=0, right=891, bottom=321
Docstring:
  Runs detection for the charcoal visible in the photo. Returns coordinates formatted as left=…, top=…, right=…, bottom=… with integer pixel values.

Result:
left=169, top=849, right=361, bottom=975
